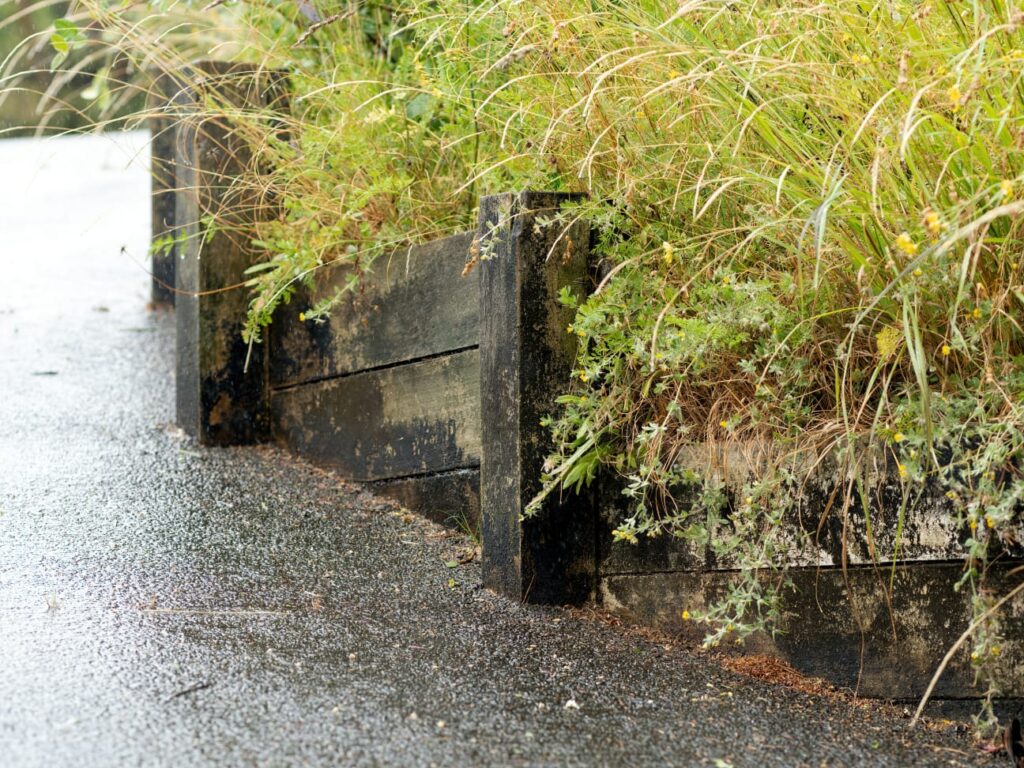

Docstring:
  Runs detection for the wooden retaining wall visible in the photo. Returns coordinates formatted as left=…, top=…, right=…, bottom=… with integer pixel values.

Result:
left=269, top=232, right=483, bottom=530
left=153, top=63, right=1023, bottom=700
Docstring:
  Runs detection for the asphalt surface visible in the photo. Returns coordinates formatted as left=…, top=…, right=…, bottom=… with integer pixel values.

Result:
left=0, top=132, right=1000, bottom=767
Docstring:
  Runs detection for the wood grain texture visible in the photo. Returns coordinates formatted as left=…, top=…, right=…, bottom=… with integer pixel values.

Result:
left=269, top=232, right=478, bottom=388
left=370, top=468, right=481, bottom=534
left=601, top=562, right=1024, bottom=699
left=477, top=192, right=596, bottom=604
left=148, top=71, right=189, bottom=306
left=174, top=62, right=289, bottom=445
left=597, top=445, right=1024, bottom=576
left=271, top=349, right=481, bottom=482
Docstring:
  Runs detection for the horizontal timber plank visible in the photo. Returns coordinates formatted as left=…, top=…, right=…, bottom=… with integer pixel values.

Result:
left=270, top=231, right=478, bottom=388
left=271, top=349, right=481, bottom=482
left=370, top=468, right=480, bottom=534
left=596, top=446, right=1024, bottom=576
left=601, top=561, right=1024, bottom=699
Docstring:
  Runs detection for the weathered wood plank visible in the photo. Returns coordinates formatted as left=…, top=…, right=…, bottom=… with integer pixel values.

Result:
left=598, top=444, right=1024, bottom=575
left=269, top=232, right=478, bottom=388
left=601, top=562, right=1024, bottom=699
left=271, top=349, right=481, bottom=482
left=370, top=468, right=481, bottom=534
left=478, top=192, right=596, bottom=604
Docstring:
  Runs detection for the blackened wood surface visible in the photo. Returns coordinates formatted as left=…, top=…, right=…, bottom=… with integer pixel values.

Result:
left=371, top=468, right=481, bottom=534
left=269, top=232, right=479, bottom=388
left=175, top=62, right=289, bottom=445
left=596, top=444, right=1024, bottom=576
left=602, top=562, right=1024, bottom=699
left=478, top=192, right=595, bottom=604
left=148, top=72, right=184, bottom=306
left=271, top=349, right=481, bottom=482
left=148, top=69, right=195, bottom=306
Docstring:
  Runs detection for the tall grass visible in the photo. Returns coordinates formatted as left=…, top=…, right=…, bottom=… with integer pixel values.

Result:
left=18, top=0, right=1024, bottom=733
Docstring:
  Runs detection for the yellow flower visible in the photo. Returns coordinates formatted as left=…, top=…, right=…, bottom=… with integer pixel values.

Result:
left=721, top=275, right=732, bottom=285
left=895, top=232, right=917, bottom=256
left=947, top=84, right=962, bottom=110
left=612, top=528, right=638, bottom=545
left=897, top=463, right=908, bottom=479
left=941, top=344, right=951, bottom=357
left=298, top=312, right=306, bottom=322
left=850, top=54, right=871, bottom=65
left=745, top=496, right=753, bottom=506
left=662, top=241, right=674, bottom=265
left=667, top=69, right=681, bottom=79
left=876, top=326, right=901, bottom=359
left=923, top=210, right=943, bottom=237
left=945, top=490, right=957, bottom=501
left=1000, top=179, right=1014, bottom=200
left=985, top=516, right=995, bottom=529
left=913, top=267, right=923, bottom=277
left=719, top=420, right=729, bottom=429
left=681, top=609, right=691, bottom=621
left=566, top=324, right=574, bottom=334
left=579, top=372, right=589, bottom=382
left=893, top=432, right=904, bottom=443
left=971, top=650, right=980, bottom=661
left=972, top=306, right=983, bottom=320
left=992, top=645, right=1002, bottom=657
left=969, top=517, right=978, bottom=532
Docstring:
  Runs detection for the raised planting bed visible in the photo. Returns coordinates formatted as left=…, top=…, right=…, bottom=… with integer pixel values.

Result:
left=153, top=62, right=1023, bottom=702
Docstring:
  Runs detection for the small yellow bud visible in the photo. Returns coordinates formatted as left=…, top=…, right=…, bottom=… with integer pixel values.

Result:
left=892, top=432, right=904, bottom=443
left=897, top=463, right=908, bottom=479
left=972, top=307, right=983, bottom=320
left=298, top=312, right=306, bottom=322
left=941, top=344, right=951, bottom=357
left=895, top=233, right=917, bottom=256
left=913, top=267, right=923, bottom=277
left=681, top=610, right=691, bottom=621
left=947, top=84, right=962, bottom=110
left=719, top=420, right=728, bottom=429
left=721, top=275, right=732, bottom=285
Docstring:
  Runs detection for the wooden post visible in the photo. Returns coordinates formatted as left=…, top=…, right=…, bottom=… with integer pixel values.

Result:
left=148, top=71, right=188, bottom=306
left=477, top=192, right=596, bottom=604
left=174, top=62, right=288, bottom=445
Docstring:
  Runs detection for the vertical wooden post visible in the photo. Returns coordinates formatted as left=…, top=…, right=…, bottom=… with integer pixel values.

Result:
left=174, top=62, right=288, bottom=445
left=148, top=71, right=187, bottom=306
left=477, top=192, right=596, bottom=604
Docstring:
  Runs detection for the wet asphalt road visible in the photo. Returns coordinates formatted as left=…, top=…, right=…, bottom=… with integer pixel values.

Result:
left=0, top=132, right=999, bottom=767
